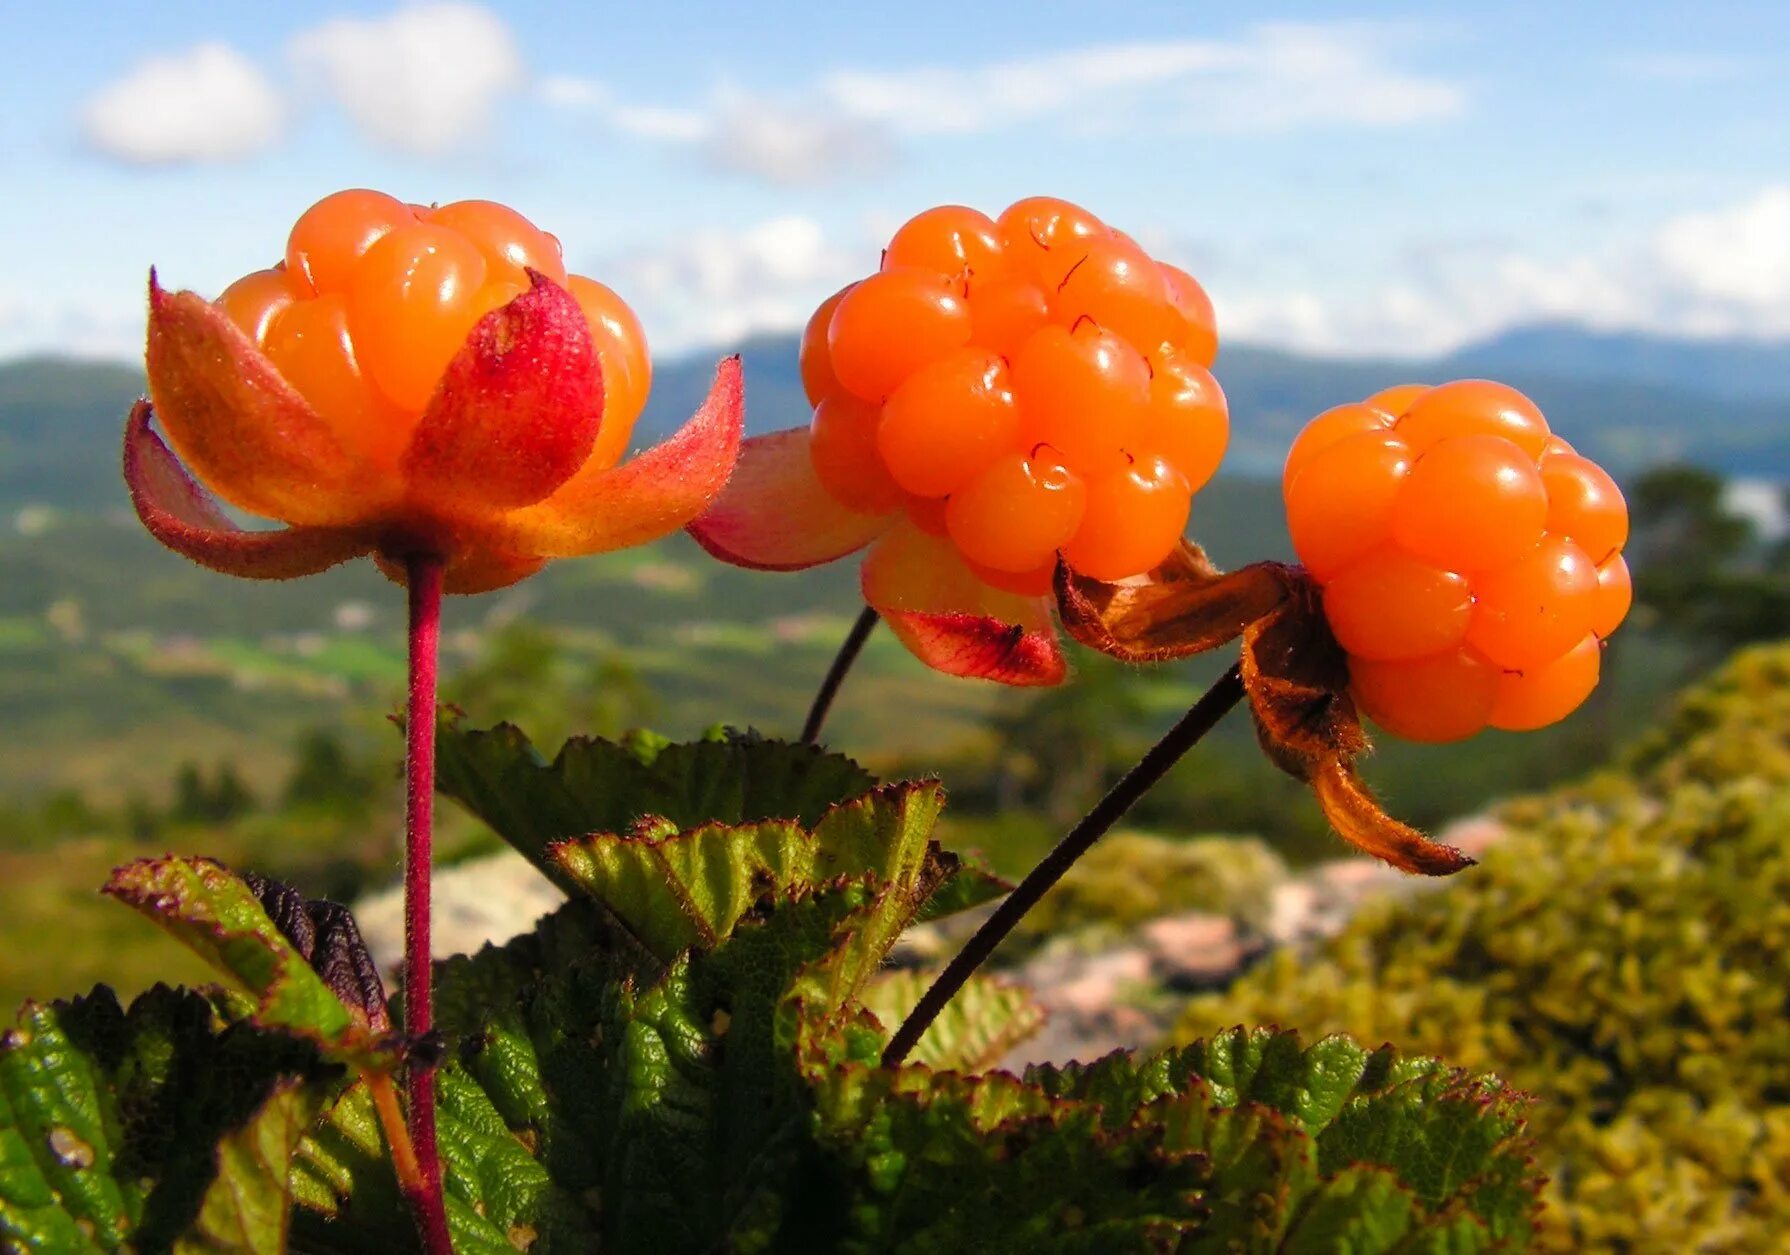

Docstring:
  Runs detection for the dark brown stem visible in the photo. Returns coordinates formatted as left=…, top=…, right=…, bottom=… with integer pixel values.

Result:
left=801, top=606, right=879, bottom=744
left=881, top=662, right=1247, bottom=1067
left=402, top=554, right=453, bottom=1254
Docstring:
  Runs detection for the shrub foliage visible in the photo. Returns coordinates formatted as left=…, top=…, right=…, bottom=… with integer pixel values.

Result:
left=1177, top=642, right=1790, bottom=1251
left=3, top=724, right=1543, bottom=1251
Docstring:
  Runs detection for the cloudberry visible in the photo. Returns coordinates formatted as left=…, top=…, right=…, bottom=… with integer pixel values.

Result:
left=793, top=197, right=1228, bottom=592
left=1283, top=381, right=1630, bottom=741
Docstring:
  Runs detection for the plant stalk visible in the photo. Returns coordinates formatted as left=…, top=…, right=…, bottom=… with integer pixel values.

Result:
left=403, top=553, right=453, bottom=1254
left=801, top=606, right=880, bottom=744
left=882, top=662, right=1247, bottom=1067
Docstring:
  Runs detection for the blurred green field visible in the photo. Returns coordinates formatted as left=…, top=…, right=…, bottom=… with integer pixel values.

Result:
left=0, top=473, right=1715, bottom=1010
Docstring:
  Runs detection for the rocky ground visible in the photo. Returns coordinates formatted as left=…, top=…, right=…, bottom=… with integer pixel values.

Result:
left=355, top=816, right=1507, bottom=1067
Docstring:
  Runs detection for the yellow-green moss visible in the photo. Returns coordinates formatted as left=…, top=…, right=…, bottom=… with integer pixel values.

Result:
left=1174, top=642, right=1790, bottom=1252
left=1014, top=830, right=1287, bottom=948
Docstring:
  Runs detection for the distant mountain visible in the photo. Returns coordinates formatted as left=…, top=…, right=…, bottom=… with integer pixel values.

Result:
left=6, top=319, right=1787, bottom=515
left=640, top=334, right=1790, bottom=481
left=1442, top=322, right=1790, bottom=403
left=0, top=358, right=144, bottom=513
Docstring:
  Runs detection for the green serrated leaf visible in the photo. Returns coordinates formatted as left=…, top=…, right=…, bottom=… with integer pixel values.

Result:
left=2, top=985, right=332, bottom=1254
left=550, top=782, right=946, bottom=963
left=175, top=1080, right=323, bottom=1254
left=861, top=971, right=1043, bottom=1073
left=102, top=859, right=359, bottom=1056
left=435, top=721, right=878, bottom=885
left=914, top=848, right=1010, bottom=923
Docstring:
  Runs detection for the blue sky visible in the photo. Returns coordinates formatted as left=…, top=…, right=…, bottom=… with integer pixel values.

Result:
left=3, top=1, right=1787, bottom=364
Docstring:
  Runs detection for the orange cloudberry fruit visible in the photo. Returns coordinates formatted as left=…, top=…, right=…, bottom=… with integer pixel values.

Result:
left=1062, top=454, right=1191, bottom=581
left=800, top=284, right=853, bottom=406
left=284, top=188, right=413, bottom=296
left=132, top=189, right=738, bottom=599
left=1349, top=646, right=1503, bottom=744
left=703, top=195, right=1225, bottom=641
left=946, top=453, right=1086, bottom=573
left=879, top=349, right=1019, bottom=498
left=1284, top=381, right=1630, bottom=742
left=1159, top=263, right=1218, bottom=366
left=1363, top=382, right=1429, bottom=418
left=1013, top=321, right=1151, bottom=477
left=827, top=268, right=971, bottom=402
left=811, top=394, right=904, bottom=514
left=884, top=204, right=1005, bottom=279
left=1489, top=633, right=1602, bottom=732
left=1395, top=379, right=1551, bottom=459
left=1285, top=432, right=1411, bottom=581
left=1054, top=235, right=1176, bottom=351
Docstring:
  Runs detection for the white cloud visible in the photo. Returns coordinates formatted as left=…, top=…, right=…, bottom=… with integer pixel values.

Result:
left=290, top=2, right=524, bottom=155
left=1655, top=187, right=1790, bottom=315
left=544, top=23, right=1460, bottom=187
left=822, top=23, right=1463, bottom=136
left=543, top=77, right=889, bottom=185
left=1208, top=184, right=1790, bottom=357
left=79, top=43, right=282, bottom=165
left=0, top=286, right=142, bottom=361
left=603, top=217, right=858, bottom=353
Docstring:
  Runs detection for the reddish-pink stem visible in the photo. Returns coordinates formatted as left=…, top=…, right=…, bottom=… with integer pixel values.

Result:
left=403, top=553, right=453, bottom=1254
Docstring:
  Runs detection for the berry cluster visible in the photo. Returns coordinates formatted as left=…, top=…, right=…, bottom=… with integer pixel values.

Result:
left=1283, top=381, right=1631, bottom=742
left=213, top=189, right=650, bottom=471
left=799, top=198, right=1227, bottom=594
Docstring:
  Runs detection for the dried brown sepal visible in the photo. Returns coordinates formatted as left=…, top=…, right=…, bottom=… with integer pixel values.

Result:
left=1240, top=574, right=1366, bottom=769
left=1235, top=570, right=1468, bottom=877
left=1055, top=540, right=1295, bottom=663
left=1309, top=756, right=1474, bottom=875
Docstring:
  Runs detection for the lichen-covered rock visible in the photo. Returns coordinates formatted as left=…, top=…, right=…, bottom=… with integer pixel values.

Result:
left=1175, top=642, right=1790, bottom=1251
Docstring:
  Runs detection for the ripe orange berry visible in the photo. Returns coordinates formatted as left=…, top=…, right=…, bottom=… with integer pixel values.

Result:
left=878, top=349, right=1019, bottom=497
left=428, top=199, right=568, bottom=290
left=1321, top=549, right=1473, bottom=662
left=1159, top=264, right=1218, bottom=366
left=946, top=453, right=1086, bottom=573
left=347, top=222, right=491, bottom=412
left=1282, top=403, right=1396, bottom=498
left=1013, top=322, right=1150, bottom=476
left=1394, top=379, right=1551, bottom=459
left=1349, top=646, right=1501, bottom=744
left=811, top=394, right=903, bottom=514
left=1541, top=453, right=1628, bottom=564
left=964, top=557, right=1056, bottom=597
left=1363, top=383, right=1429, bottom=418
left=1145, top=348, right=1228, bottom=493
left=905, top=492, right=950, bottom=538
left=565, top=274, right=652, bottom=471
left=1053, top=235, right=1176, bottom=352
left=884, top=205, right=1006, bottom=279
left=1590, top=555, right=1632, bottom=638
left=967, top=273, right=1050, bottom=359
left=1489, top=634, right=1601, bottom=732
left=1390, top=434, right=1548, bottom=572
left=1287, top=381, right=1626, bottom=742
left=997, top=196, right=1106, bottom=289
left=262, top=294, right=408, bottom=466
left=285, top=189, right=415, bottom=296
left=800, top=284, right=853, bottom=406
left=1286, top=432, right=1411, bottom=580
left=1061, top=454, right=1190, bottom=581
left=1465, top=534, right=1598, bottom=669
left=828, top=268, right=971, bottom=402
left=216, top=267, right=301, bottom=345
